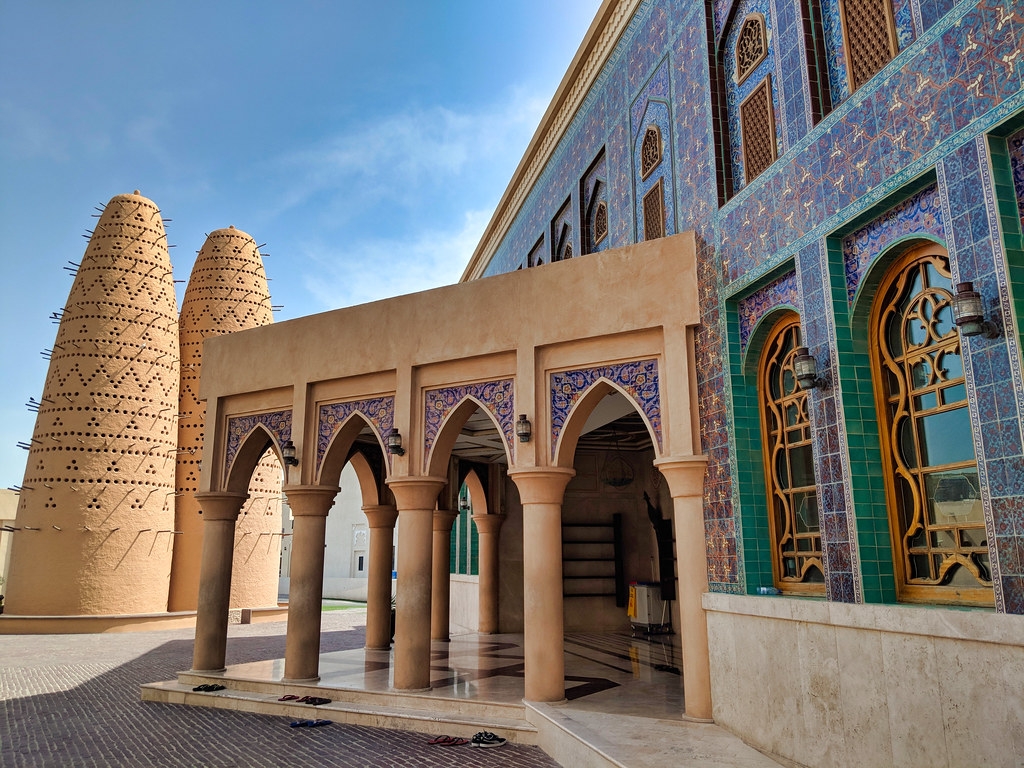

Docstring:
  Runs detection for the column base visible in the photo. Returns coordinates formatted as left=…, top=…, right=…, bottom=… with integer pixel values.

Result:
left=392, top=685, right=432, bottom=693
left=680, top=713, right=714, bottom=724
left=281, top=676, right=321, bottom=684
left=189, top=667, right=226, bottom=674
left=365, top=643, right=391, bottom=651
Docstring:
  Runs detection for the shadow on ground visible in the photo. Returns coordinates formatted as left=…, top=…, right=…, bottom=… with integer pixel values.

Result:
left=0, top=620, right=558, bottom=768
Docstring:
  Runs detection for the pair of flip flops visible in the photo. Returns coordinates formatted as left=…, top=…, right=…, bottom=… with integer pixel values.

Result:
left=278, top=694, right=331, bottom=706
left=290, top=719, right=331, bottom=728
left=192, top=684, right=226, bottom=692
left=427, top=735, right=469, bottom=746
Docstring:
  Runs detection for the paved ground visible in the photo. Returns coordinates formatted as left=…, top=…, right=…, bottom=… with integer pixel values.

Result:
left=0, top=610, right=560, bottom=767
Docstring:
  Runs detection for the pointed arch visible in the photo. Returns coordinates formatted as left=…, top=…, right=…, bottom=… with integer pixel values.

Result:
left=426, top=395, right=513, bottom=478
left=225, top=424, right=282, bottom=494
left=741, top=305, right=802, bottom=379
left=462, top=467, right=488, bottom=517
left=550, top=359, right=662, bottom=465
left=348, top=450, right=382, bottom=508
left=318, top=410, right=388, bottom=487
left=552, top=377, right=661, bottom=468
left=423, top=379, right=516, bottom=472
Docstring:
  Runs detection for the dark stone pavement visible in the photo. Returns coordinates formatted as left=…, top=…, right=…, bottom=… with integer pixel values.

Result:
left=0, top=611, right=560, bottom=767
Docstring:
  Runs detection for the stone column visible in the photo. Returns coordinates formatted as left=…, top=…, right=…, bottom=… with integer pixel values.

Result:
left=387, top=476, right=446, bottom=691
left=191, top=491, right=248, bottom=672
left=508, top=467, right=574, bottom=702
left=431, top=510, right=458, bottom=641
left=654, top=455, right=712, bottom=722
left=282, top=485, right=338, bottom=682
left=363, top=504, right=398, bottom=650
left=472, top=513, right=506, bottom=633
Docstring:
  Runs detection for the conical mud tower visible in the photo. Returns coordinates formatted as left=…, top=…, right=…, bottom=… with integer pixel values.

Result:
left=5, top=192, right=180, bottom=616
left=169, top=226, right=282, bottom=612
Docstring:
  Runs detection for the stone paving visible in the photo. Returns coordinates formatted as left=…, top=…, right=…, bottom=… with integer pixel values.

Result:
left=0, top=610, right=560, bottom=767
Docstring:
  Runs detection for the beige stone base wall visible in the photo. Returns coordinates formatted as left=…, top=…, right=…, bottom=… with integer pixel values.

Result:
left=449, top=575, right=479, bottom=634
left=704, top=593, right=1024, bottom=768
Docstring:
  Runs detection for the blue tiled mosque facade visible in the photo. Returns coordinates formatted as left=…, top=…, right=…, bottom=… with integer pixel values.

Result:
left=478, top=0, right=1024, bottom=614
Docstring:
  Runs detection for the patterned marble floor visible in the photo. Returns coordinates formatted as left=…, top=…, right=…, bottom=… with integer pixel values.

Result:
left=220, top=631, right=781, bottom=767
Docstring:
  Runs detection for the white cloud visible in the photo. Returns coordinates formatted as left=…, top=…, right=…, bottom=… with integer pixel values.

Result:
left=266, top=86, right=548, bottom=218
left=299, top=207, right=492, bottom=311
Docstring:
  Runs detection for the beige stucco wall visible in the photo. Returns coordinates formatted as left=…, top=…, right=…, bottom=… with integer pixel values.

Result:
left=6, top=192, right=179, bottom=616
left=705, top=593, right=1024, bottom=768
left=198, top=233, right=700, bottom=495
left=449, top=574, right=479, bottom=634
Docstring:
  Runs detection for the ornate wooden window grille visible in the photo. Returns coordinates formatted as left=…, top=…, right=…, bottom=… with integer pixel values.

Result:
left=839, top=0, right=898, bottom=91
left=554, top=223, right=572, bottom=262
left=642, top=179, right=665, bottom=241
left=740, top=75, right=777, bottom=183
left=870, top=246, right=993, bottom=606
left=527, top=236, right=545, bottom=268
left=594, top=201, right=609, bottom=245
left=640, top=126, right=662, bottom=180
left=736, top=14, right=768, bottom=84
left=758, top=314, right=825, bottom=592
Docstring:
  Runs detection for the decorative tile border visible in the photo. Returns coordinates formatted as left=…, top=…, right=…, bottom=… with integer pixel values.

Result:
left=843, top=184, right=945, bottom=304
left=423, top=380, right=516, bottom=470
left=550, top=359, right=663, bottom=458
left=316, top=397, right=395, bottom=473
left=1010, top=128, right=1024, bottom=220
left=738, top=270, right=800, bottom=350
left=225, top=410, right=292, bottom=477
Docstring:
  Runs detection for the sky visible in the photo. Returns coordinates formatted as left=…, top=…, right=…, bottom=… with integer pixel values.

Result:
left=0, top=0, right=603, bottom=489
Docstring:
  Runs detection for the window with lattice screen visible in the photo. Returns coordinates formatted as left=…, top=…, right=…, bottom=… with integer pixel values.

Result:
left=640, top=126, right=662, bottom=180
left=642, top=179, right=664, bottom=241
left=594, top=201, right=608, bottom=245
left=840, top=0, right=897, bottom=90
left=736, top=14, right=768, bottom=84
left=740, top=76, right=776, bottom=183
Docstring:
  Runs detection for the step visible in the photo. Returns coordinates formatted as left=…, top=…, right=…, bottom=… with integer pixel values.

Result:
left=141, top=680, right=537, bottom=745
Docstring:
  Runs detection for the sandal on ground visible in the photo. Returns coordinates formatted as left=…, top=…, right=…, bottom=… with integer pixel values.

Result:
left=428, top=735, right=452, bottom=745
left=278, top=694, right=300, bottom=701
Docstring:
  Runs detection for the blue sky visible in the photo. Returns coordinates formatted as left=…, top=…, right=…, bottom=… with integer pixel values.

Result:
left=0, top=0, right=602, bottom=489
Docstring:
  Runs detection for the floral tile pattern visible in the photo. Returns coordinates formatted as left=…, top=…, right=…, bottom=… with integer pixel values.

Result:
left=550, top=359, right=663, bottom=458
left=423, top=380, right=516, bottom=470
left=225, top=410, right=292, bottom=478
left=316, top=397, right=395, bottom=473
left=738, top=270, right=800, bottom=350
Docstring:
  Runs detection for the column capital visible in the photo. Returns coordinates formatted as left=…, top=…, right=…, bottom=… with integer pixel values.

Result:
left=653, top=455, right=708, bottom=498
left=433, top=509, right=459, bottom=532
left=362, top=504, right=398, bottom=529
left=194, top=491, right=248, bottom=522
left=387, top=476, right=446, bottom=510
left=508, top=467, right=575, bottom=505
left=472, top=513, right=506, bottom=535
left=284, top=485, right=339, bottom=517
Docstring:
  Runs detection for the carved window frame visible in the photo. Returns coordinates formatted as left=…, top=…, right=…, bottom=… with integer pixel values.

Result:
left=640, top=125, right=662, bottom=181
left=642, top=179, right=665, bottom=241
left=735, top=13, right=769, bottom=85
left=739, top=74, right=777, bottom=184
left=593, top=201, right=609, bottom=246
left=757, top=313, right=825, bottom=594
left=527, top=235, right=545, bottom=268
left=838, top=0, right=898, bottom=92
left=868, top=245, right=993, bottom=607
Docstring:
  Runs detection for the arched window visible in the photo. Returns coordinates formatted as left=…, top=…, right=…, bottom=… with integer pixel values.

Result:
left=640, top=126, right=662, bottom=180
left=839, top=0, right=898, bottom=90
left=554, top=223, right=573, bottom=262
left=758, top=314, right=824, bottom=591
left=740, top=75, right=776, bottom=183
left=736, top=14, right=768, bottom=84
left=593, top=201, right=608, bottom=246
left=870, top=245, right=992, bottom=605
left=642, top=179, right=665, bottom=241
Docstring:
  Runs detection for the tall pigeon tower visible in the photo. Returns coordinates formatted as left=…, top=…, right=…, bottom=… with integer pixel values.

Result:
left=169, top=226, right=282, bottom=612
left=5, top=192, right=180, bottom=616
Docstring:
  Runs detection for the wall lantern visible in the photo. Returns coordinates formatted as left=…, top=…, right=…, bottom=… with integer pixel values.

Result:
left=516, top=414, right=532, bottom=443
left=793, top=347, right=828, bottom=390
left=952, top=281, right=1000, bottom=339
left=281, top=439, right=299, bottom=467
left=387, top=427, right=405, bottom=456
